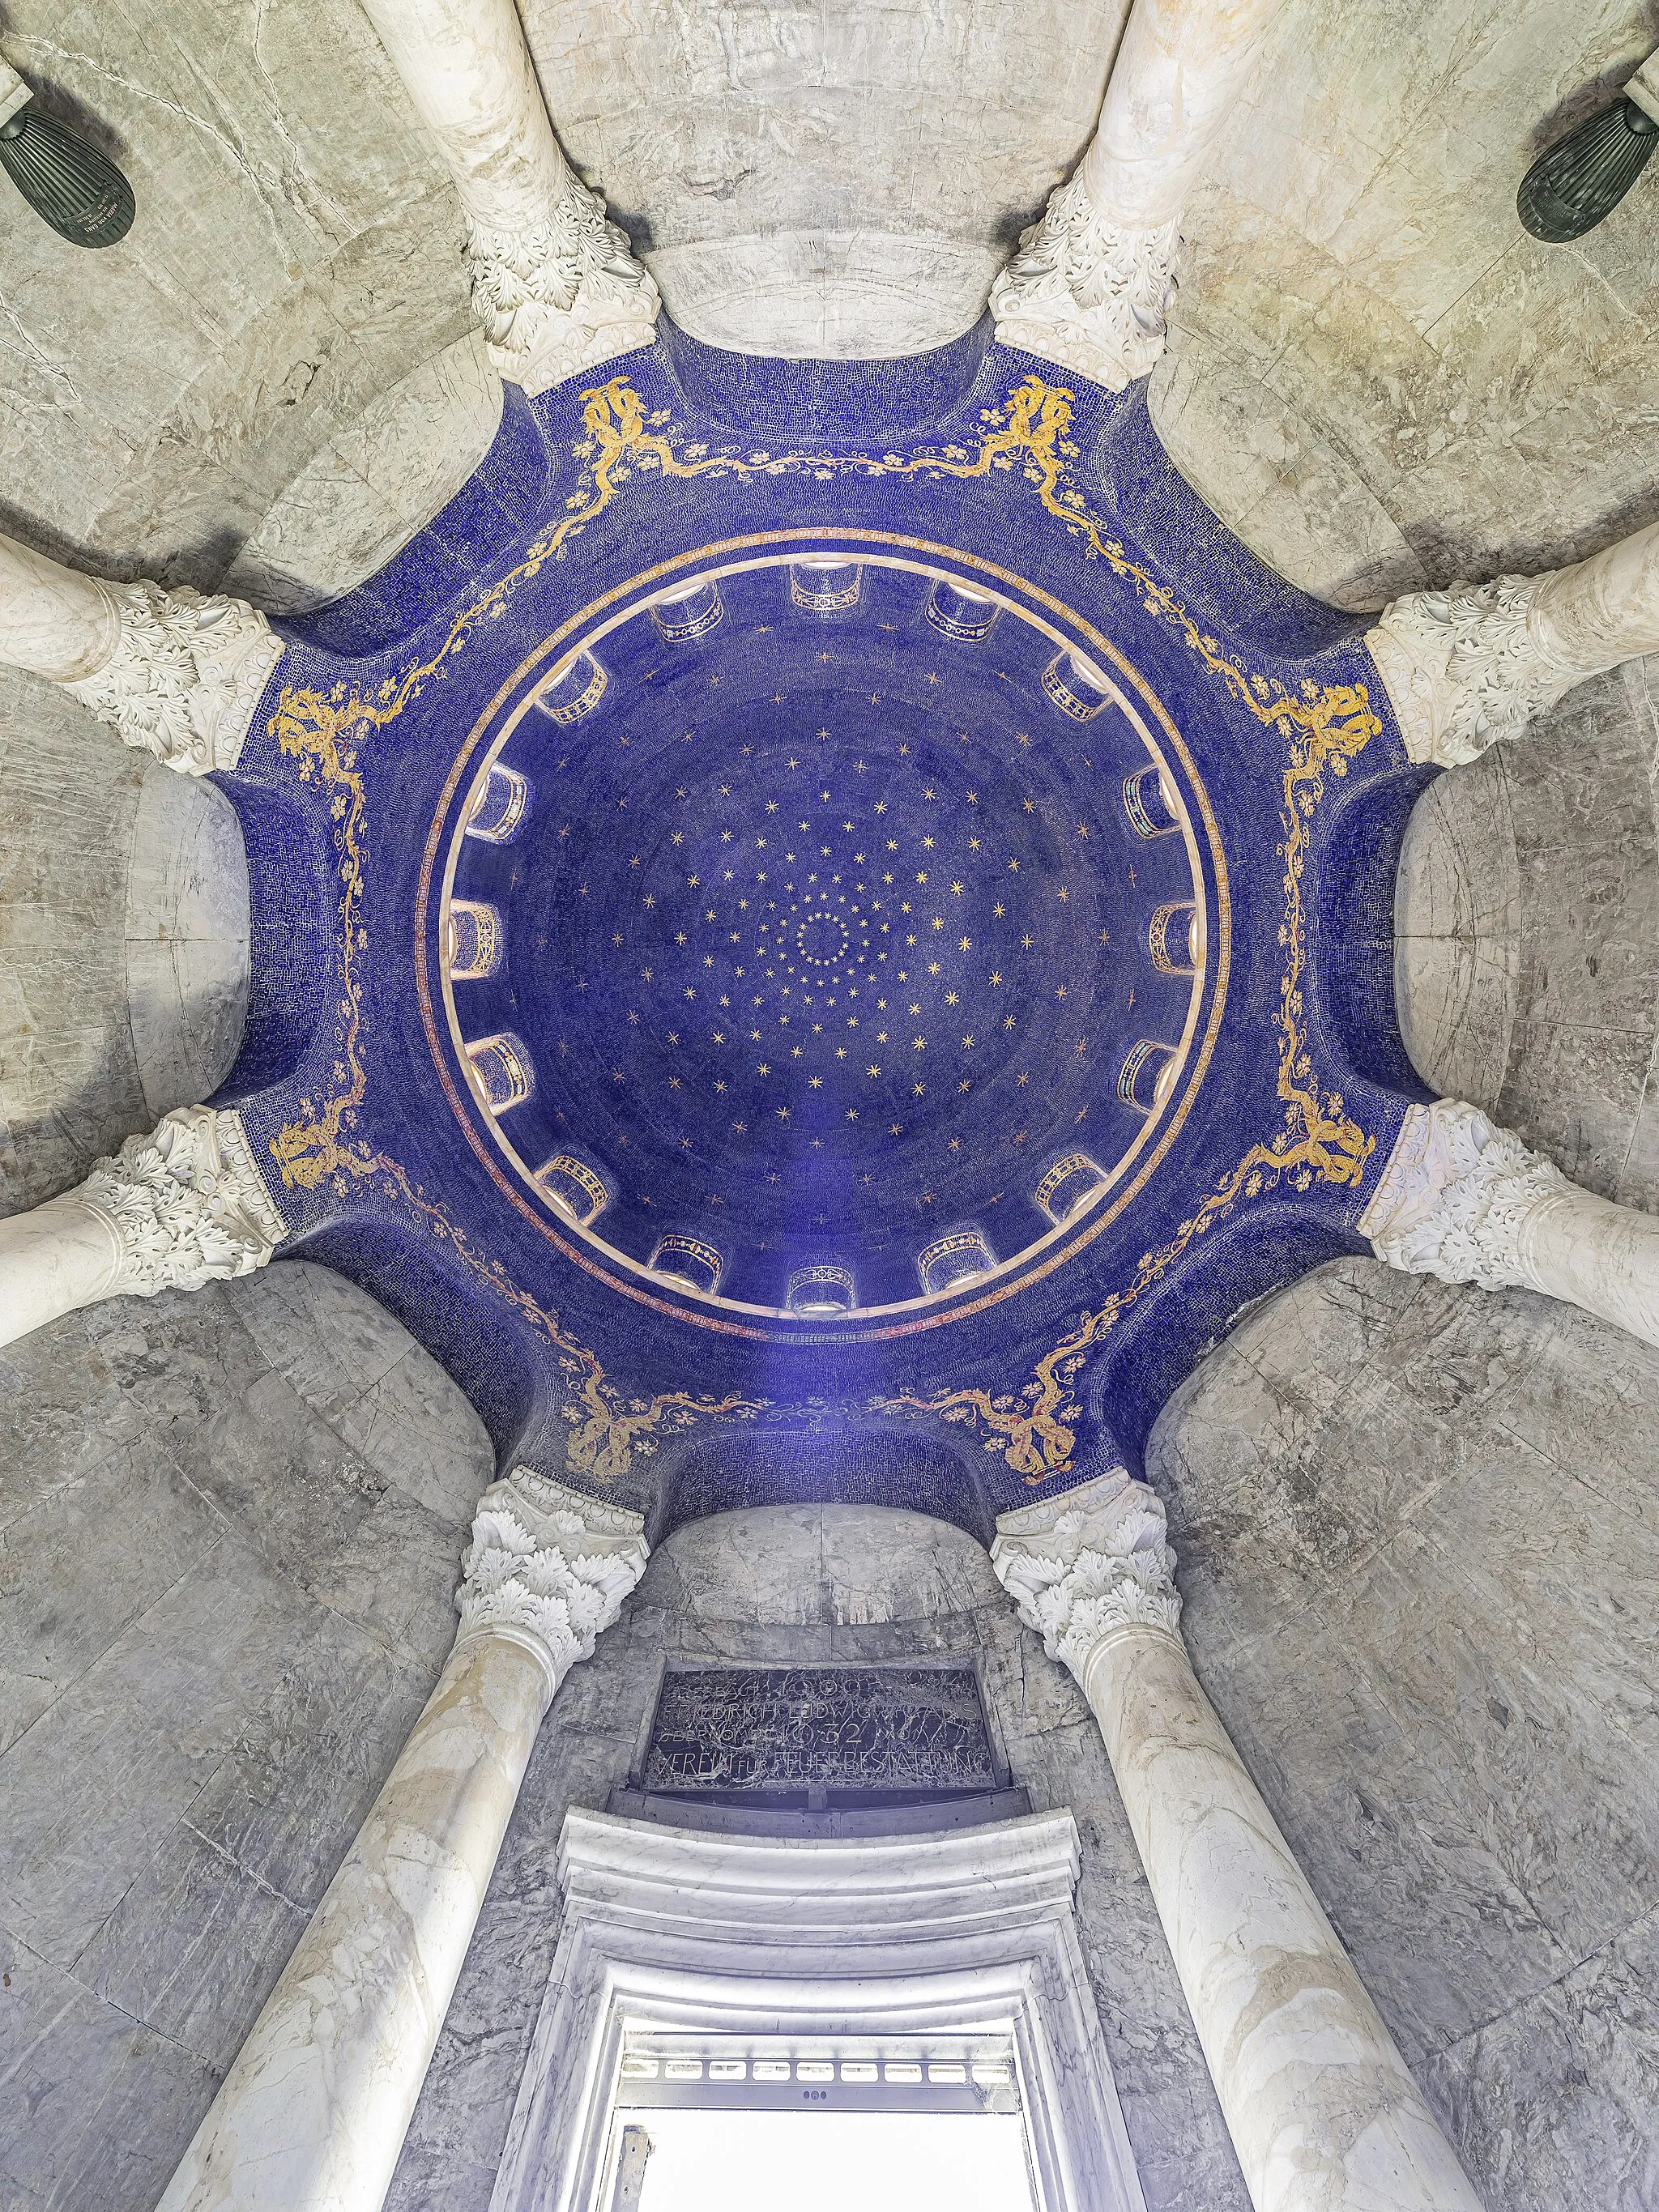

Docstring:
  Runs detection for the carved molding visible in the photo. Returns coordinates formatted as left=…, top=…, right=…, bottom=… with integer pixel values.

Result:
left=466, top=174, right=660, bottom=397
left=80, top=1106, right=288, bottom=1299
left=456, top=1465, right=648, bottom=1699
left=64, top=581, right=284, bottom=774
left=989, top=172, right=1179, bottom=393
left=1366, top=574, right=1582, bottom=768
left=1358, top=1097, right=1570, bottom=1290
left=991, top=1467, right=1182, bottom=1678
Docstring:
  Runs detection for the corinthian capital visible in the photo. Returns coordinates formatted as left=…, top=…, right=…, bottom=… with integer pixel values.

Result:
left=466, top=176, right=660, bottom=397
left=1367, top=575, right=1581, bottom=767
left=456, top=1467, right=648, bottom=1701
left=1358, top=1099, right=1569, bottom=1291
left=63, top=580, right=284, bottom=775
left=1369, top=518, right=1659, bottom=766
left=991, top=1468, right=1182, bottom=1677
left=80, top=1106, right=288, bottom=1298
left=989, top=175, right=1178, bottom=392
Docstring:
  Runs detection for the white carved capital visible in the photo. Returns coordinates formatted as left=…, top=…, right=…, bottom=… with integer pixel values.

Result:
left=991, top=1467, right=1183, bottom=1678
left=79, top=1106, right=288, bottom=1299
left=456, top=1466, right=648, bottom=1702
left=63, top=580, right=284, bottom=774
left=1358, top=1098, right=1571, bottom=1291
left=1370, top=518, right=1659, bottom=766
left=465, top=177, right=659, bottom=396
left=990, top=173, right=1179, bottom=391
left=1366, top=574, right=1581, bottom=767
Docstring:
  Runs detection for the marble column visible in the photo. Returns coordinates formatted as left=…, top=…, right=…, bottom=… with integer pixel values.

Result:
left=1368, top=516, right=1659, bottom=765
left=992, top=1470, right=1482, bottom=2212
left=1360, top=1095, right=1659, bottom=1347
left=0, top=1106, right=287, bottom=1349
left=357, top=0, right=659, bottom=394
left=156, top=1468, right=650, bottom=2212
left=0, top=528, right=283, bottom=774
left=990, top=0, right=1287, bottom=389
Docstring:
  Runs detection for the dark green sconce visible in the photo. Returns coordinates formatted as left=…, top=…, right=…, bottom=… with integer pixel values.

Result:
left=1519, top=52, right=1659, bottom=241
left=0, top=59, right=134, bottom=248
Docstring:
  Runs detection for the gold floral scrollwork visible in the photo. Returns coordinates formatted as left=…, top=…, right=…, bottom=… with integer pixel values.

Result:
left=261, top=364, right=1382, bottom=1487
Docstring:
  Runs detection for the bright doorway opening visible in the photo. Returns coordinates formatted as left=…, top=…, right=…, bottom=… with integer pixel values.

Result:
left=608, top=2031, right=1038, bottom=2212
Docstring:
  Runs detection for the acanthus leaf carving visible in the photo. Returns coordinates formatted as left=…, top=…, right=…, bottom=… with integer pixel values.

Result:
left=64, top=581, right=284, bottom=775
left=466, top=174, right=660, bottom=397
left=1366, top=573, right=1578, bottom=768
left=1358, top=1098, right=1569, bottom=1291
left=455, top=1465, right=648, bottom=1700
left=989, top=172, right=1179, bottom=393
left=80, top=1106, right=288, bottom=1299
left=991, top=1468, right=1183, bottom=1678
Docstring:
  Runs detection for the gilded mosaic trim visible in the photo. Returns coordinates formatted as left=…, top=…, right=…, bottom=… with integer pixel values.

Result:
left=261, top=680, right=761, bottom=1483
left=259, top=365, right=1381, bottom=1481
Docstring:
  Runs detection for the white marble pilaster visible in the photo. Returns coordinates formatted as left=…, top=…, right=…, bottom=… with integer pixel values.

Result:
left=356, top=0, right=659, bottom=394
left=0, top=1106, right=286, bottom=1349
left=0, top=529, right=283, bottom=774
left=1367, top=518, right=1659, bottom=765
left=1360, top=1096, right=1659, bottom=1347
left=990, top=0, right=1288, bottom=389
left=992, top=1470, right=1482, bottom=2212
left=156, top=1468, right=648, bottom=2212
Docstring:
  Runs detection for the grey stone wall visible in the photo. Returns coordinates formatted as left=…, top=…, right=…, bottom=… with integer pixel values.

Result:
left=386, top=1502, right=1251, bottom=2212
left=1154, top=2, right=1659, bottom=608
left=0, top=1259, right=493, bottom=2212
left=0, top=0, right=471, bottom=586
left=1397, top=653, right=1659, bottom=1211
left=1148, top=1256, right=1659, bottom=2212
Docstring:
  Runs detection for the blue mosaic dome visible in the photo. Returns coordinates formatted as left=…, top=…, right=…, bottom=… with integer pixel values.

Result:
left=441, top=554, right=1206, bottom=1315
left=217, top=320, right=1429, bottom=1528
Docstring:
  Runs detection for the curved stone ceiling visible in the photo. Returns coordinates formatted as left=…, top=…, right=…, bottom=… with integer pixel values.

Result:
left=211, top=318, right=1426, bottom=1519
left=436, top=552, right=1211, bottom=1318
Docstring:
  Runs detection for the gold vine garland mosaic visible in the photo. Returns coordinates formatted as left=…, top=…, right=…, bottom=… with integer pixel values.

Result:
left=262, top=371, right=1381, bottom=1485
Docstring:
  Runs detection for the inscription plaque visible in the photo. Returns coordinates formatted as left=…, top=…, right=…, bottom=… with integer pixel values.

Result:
left=642, top=1667, right=998, bottom=1796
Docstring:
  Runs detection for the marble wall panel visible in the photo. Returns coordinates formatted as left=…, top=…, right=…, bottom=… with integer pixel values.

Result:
left=388, top=1502, right=1252, bottom=2212
left=1158, top=3, right=1659, bottom=599
left=0, top=1263, right=492, bottom=2212
left=1149, top=1255, right=1659, bottom=2212
left=0, top=1, right=470, bottom=582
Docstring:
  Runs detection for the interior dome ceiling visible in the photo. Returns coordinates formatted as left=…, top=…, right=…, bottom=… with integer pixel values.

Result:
left=441, top=554, right=1206, bottom=1315
left=215, top=321, right=1427, bottom=1509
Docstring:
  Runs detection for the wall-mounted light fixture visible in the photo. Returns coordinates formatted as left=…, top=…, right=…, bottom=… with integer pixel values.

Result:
left=1519, top=52, right=1659, bottom=242
left=0, top=59, right=134, bottom=248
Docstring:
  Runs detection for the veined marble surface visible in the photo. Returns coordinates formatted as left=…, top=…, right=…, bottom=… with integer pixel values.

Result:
left=0, top=1261, right=493, bottom=2212
left=1149, top=1255, right=1659, bottom=2212
left=227, top=334, right=502, bottom=616
left=386, top=1504, right=1252, bottom=2212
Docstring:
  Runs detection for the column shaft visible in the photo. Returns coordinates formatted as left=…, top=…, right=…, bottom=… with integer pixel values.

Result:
left=0, top=528, right=119, bottom=680
left=156, top=1630, right=551, bottom=2212
left=355, top=0, right=572, bottom=235
left=356, top=0, right=657, bottom=392
left=1080, top=1624, right=1482, bottom=2212
left=993, top=1471, right=1482, bottom=2212
left=153, top=1469, right=648, bottom=2212
left=990, top=0, right=1286, bottom=388
left=0, top=1191, right=122, bottom=1344
left=1081, top=0, right=1288, bottom=228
